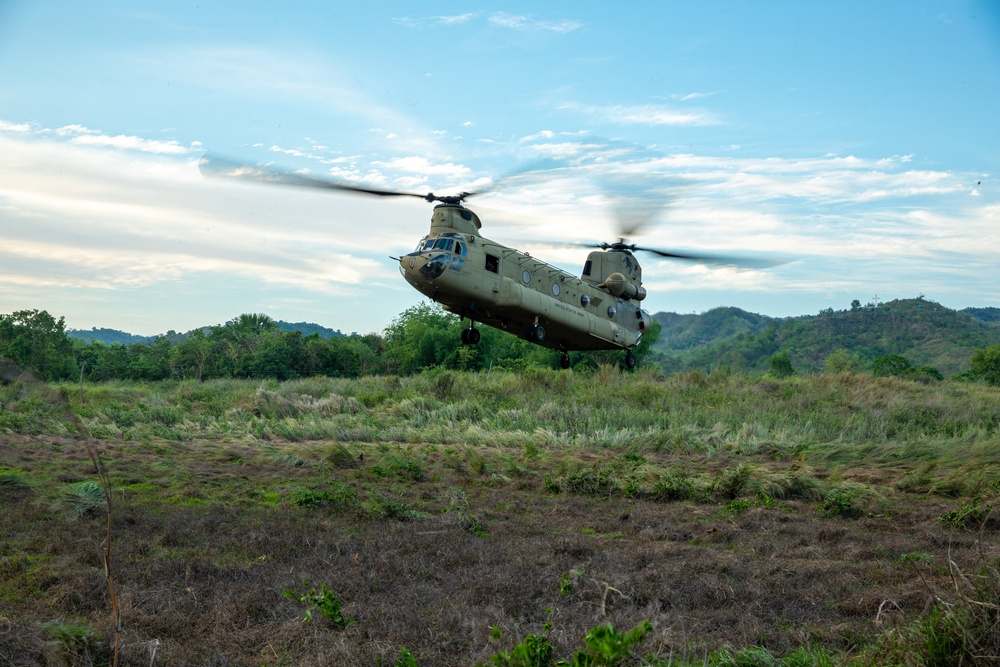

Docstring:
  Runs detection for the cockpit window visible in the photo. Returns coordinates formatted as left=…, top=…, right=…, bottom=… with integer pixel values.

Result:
left=420, top=238, right=435, bottom=251
left=434, top=238, right=455, bottom=252
left=455, top=241, right=467, bottom=257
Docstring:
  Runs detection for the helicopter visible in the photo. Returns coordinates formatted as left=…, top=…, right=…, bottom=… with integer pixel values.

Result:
left=200, top=155, right=775, bottom=369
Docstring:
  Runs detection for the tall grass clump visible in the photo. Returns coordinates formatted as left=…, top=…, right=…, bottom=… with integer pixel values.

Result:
left=52, top=480, right=106, bottom=518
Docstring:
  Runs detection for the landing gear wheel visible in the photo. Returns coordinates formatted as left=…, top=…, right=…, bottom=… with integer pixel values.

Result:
left=529, top=325, right=546, bottom=343
left=624, top=351, right=637, bottom=369
left=560, top=353, right=571, bottom=370
left=461, top=327, right=481, bottom=345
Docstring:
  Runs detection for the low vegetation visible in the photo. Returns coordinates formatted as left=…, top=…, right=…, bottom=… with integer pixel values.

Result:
left=2, top=367, right=1000, bottom=665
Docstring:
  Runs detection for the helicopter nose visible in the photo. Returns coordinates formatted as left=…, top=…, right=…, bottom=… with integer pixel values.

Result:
left=399, top=252, right=448, bottom=283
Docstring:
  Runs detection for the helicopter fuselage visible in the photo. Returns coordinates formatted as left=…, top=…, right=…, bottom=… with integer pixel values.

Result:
left=398, top=204, right=653, bottom=356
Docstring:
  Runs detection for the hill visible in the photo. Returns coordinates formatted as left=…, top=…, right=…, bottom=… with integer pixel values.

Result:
left=68, top=320, right=344, bottom=345
left=652, top=298, right=1000, bottom=376
left=964, top=306, right=1000, bottom=326
left=653, top=307, right=772, bottom=351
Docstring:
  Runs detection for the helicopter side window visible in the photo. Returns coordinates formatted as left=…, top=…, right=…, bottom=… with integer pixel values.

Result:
left=420, top=238, right=436, bottom=251
left=434, top=238, right=455, bottom=252
left=582, top=260, right=592, bottom=277
left=455, top=241, right=467, bottom=257
left=485, top=254, right=499, bottom=273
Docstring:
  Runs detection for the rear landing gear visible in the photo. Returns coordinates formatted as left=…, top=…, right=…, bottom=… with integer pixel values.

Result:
left=528, top=324, right=546, bottom=343
left=560, top=353, right=571, bottom=369
left=624, top=350, right=637, bottom=369
left=460, top=326, right=481, bottom=345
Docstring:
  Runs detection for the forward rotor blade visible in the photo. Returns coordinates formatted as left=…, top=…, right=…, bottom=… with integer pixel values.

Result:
left=198, top=154, right=473, bottom=203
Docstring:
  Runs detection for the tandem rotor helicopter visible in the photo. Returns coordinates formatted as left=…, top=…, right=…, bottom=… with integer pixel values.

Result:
left=200, top=153, right=779, bottom=370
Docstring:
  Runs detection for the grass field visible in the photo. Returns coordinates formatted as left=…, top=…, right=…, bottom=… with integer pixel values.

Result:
left=2, top=368, right=1000, bottom=665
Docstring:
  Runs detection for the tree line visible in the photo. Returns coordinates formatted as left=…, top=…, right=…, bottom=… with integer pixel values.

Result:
left=4, top=305, right=1000, bottom=384
left=0, top=305, right=660, bottom=382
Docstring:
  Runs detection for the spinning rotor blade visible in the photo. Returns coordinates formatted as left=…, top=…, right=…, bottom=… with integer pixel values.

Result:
left=198, top=154, right=476, bottom=205
left=582, top=241, right=788, bottom=269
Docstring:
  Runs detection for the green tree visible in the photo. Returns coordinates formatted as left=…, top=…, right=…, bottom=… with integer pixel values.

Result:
left=170, top=329, right=215, bottom=380
left=88, top=343, right=133, bottom=381
left=871, top=354, right=913, bottom=378
left=382, top=302, right=464, bottom=374
left=0, top=309, right=77, bottom=380
left=824, top=349, right=861, bottom=373
left=768, top=351, right=795, bottom=378
left=129, top=337, right=173, bottom=380
left=632, top=320, right=662, bottom=367
left=248, top=330, right=306, bottom=379
left=971, top=344, right=1000, bottom=386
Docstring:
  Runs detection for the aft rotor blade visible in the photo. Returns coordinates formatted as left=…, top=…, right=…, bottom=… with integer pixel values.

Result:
left=637, top=246, right=789, bottom=269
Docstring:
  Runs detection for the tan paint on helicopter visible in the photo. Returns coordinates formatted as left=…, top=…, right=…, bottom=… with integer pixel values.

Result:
left=400, top=204, right=651, bottom=353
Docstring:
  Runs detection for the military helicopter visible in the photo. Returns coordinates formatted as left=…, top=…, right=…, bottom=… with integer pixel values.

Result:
left=200, top=155, right=774, bottom=369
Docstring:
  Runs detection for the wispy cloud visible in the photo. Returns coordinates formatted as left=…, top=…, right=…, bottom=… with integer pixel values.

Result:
left=394, top=12, right=583, bottom=33
left=393, top=13, right=477, bottom=28
left=487, top=12, right=584, bottom=33
left=560, top=102, right=716, bottom=126
left=3, top=121, right=194, bottom=154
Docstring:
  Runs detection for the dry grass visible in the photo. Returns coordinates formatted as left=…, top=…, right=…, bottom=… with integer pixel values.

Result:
left=3, top=371, right=1000, bottom=665
left=2, top=432, right=998, bottom=666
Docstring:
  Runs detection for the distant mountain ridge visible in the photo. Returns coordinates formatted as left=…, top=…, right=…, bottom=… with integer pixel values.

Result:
left=68, top=320, right=344, bottom=345
left=651, top=298, right=1000, bottom=376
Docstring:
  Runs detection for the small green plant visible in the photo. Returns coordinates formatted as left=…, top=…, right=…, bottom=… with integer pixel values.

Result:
left=566, top=621, right=651, bottom=666
left=291, top=481, right=359, bottom=509
left=283, top=582, right=355, bottom=628
left=651, top=469, right=699, bottom=502
left=42, top=621, right=109, bottom=666
left=543, top=473, right=561, bottom=494
left=481, top=632, right=555, bottom=667
left=447, top=489, right=488, bottom=537
left=724, top=498, right=753, bottom=515
left=373, top=493, right=423, bottom=521
left=0, top=467, right=29, bottom=489
left=396, top=646, right=420, bottom=667
left=939, top=499, right=993, bottom=530
left=371, top=453, right=425, bottom=481
left=817, top=486, right=862, bottom=518
left=560, top=566, right=584, bottom=597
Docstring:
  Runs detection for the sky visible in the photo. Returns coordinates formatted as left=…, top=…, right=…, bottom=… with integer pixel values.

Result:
left=1, top=1, right=999, bottom=336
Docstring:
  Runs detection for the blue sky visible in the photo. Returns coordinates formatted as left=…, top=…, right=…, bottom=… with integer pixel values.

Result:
left=1, top=1, right=998, bottom=336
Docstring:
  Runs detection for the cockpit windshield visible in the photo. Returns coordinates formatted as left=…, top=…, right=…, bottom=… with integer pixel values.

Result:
left=418, top=233, right=466, bottom=255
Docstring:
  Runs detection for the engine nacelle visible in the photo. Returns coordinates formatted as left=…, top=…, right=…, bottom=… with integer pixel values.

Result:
left=603, top=272, right=647, bottom=301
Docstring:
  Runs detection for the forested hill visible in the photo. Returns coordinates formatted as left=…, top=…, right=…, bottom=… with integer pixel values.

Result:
left=652, top=307, right=772, bottom=351
left=67, top=320, right=344, bottom=344
left=652, top=298, right=1000, bottom=376
left=963, top=306, right=1000, bottom=326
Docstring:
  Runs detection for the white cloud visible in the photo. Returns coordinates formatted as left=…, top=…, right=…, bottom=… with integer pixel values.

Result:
left=393, top=13, right=478, bottom=28
left=488, top=12, right=584, bottom=33
left=67, top=134, right=191, bottom=154
left=561, top=103, right=716, bottom=126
